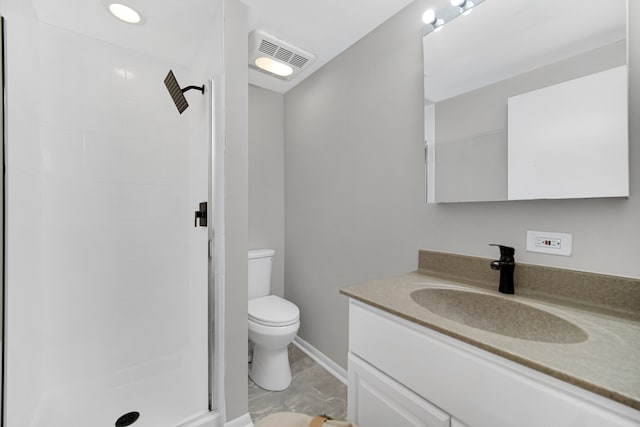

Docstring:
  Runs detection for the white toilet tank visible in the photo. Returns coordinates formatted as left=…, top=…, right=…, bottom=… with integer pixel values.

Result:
left=248, top=249, right=275, bottom=300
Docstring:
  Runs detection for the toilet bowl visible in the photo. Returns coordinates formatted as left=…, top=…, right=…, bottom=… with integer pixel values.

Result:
left=248, top=250, right=300, bottom=391
left=248, top=295, right=300, bottom=390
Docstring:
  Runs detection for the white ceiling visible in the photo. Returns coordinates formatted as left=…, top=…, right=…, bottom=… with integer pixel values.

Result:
left=243, top=0, right=415, bottom=93
left=30, top=0, right=416, bottom=93
left=31, top=0, right=220, bottom=67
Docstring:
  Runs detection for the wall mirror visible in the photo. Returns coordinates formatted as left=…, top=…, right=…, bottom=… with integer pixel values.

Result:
left=423, top=0, right=628, bottom=203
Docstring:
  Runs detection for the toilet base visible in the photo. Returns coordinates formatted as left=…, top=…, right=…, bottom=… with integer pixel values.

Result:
left=249, top=344, right=292, bottom=391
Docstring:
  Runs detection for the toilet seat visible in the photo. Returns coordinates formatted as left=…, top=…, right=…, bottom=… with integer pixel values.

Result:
left=249, top=295, right=300, bottom=327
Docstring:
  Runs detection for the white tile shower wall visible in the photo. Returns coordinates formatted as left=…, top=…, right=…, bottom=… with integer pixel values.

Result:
left=5, top=16, right=209, bottom=426
left=4, top=11, right=46, bottom=426
left=38, top=19, right=192, bottom=380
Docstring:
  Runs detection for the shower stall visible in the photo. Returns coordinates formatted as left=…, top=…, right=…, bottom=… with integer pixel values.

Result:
left=1, top=1, right=228, bottom=425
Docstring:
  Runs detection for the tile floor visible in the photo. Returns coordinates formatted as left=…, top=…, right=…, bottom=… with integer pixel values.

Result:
left=248, top=344, right=348, bottom=423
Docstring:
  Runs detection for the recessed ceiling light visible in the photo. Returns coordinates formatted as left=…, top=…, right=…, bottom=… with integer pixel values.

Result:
left=109, top=3, right=142, bottom=24
left=254, top=57, right=293, bottom=77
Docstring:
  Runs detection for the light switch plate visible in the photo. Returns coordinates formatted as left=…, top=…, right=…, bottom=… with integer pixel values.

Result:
left=526, top=230, right=573, bottom=256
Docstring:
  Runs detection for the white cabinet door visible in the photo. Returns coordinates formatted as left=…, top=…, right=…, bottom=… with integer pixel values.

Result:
left=348, top=353, right=450, bottom=427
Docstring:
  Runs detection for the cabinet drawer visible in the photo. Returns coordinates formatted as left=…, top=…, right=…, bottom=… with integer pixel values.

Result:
left=348, top=353, right=450, bottom=427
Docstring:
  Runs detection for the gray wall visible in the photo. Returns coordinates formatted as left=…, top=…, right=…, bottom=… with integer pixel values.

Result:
left=249, top=85, right=285, bottom=297
left=284, top=1, right=428, bottom=368
left=284, top=0, right=640, bottom=370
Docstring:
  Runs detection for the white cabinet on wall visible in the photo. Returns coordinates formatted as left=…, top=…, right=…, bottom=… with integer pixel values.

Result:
left=347, top=300, right=640, bottom=427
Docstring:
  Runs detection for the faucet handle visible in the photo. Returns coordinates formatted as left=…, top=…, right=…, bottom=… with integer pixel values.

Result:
left=489, top=244, right=515, bottom=260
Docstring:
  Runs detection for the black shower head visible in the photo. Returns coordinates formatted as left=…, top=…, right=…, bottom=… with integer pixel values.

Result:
left=164, top=69, right=204, bottom=114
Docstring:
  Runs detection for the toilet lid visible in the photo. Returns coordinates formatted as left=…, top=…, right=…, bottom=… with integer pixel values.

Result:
left=249, top=295, right=300, bottom=327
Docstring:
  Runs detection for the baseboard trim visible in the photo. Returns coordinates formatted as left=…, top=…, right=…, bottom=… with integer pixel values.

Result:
left=293, top=336, right=348, bottom=385
left=224, top=412, right=253, bottom=427
left=177, top=411, right=220, bottom=427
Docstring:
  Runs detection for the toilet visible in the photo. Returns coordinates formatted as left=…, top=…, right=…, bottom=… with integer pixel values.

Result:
left=248, top=249, right=300, bottom=391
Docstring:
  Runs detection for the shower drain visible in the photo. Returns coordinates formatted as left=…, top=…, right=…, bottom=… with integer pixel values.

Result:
left=115, top=411, right=140, bottom=426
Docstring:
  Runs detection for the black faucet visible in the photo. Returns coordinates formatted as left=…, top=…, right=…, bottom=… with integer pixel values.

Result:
left=490, top=244, right=515, bottom=294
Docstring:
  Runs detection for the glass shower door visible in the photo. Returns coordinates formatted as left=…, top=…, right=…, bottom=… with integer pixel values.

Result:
left=3, top=13, right=211, bottom=427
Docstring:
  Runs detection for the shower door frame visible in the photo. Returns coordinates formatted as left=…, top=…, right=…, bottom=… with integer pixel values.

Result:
left=153, top=78, right=224, bottom=427
left=0, top=15, right=5, bottom=427
left=208, top=75, right=226, bottom=424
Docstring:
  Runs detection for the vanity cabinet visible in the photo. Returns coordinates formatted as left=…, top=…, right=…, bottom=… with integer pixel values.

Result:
left=347, top=300, right=640, bottom=427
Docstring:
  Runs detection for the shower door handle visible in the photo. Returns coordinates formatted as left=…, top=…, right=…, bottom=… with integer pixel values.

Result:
left=194, top=202, right=207, bottom=227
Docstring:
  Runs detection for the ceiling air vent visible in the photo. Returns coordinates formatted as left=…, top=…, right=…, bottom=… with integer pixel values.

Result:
left=249, top=30, right=316, bottom=81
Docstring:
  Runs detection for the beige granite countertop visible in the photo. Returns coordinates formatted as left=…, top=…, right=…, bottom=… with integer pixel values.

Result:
left=341, top=271, right=640, bottom=411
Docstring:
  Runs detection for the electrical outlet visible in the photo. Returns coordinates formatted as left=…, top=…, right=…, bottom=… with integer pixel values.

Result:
left=535, top=237, right=561, bottom=249
left=527, top=230, right=572, bottom=256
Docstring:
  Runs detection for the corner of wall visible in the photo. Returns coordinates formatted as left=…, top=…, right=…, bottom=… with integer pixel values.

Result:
left=222, top=0, right=250, bottom=421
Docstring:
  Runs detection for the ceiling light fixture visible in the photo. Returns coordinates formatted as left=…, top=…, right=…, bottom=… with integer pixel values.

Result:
left=462, top=1, right=475, bottom=15
left=422, top=9, right=437, bottom=25
left=248, top=31, right=316, bottom=82
left=424, top=0, right=486, bottom=34
left=450, top=0, right=474, bottom=15
left=108, top=3, right=142, bottom=24
left=254, top=57, right=294, bottom=77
